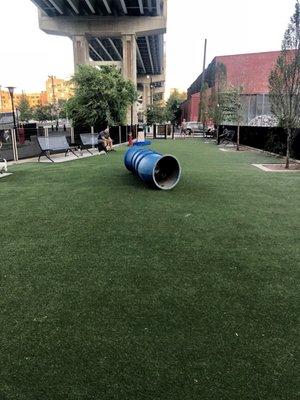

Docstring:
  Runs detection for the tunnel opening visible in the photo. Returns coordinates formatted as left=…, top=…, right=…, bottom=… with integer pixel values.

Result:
left=153, top=155, right=181, bottom=190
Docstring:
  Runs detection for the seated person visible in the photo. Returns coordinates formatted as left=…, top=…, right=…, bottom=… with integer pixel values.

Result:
left=98, top=129, right=108, bottom=153
left=97, top=128, right=115, bottom=153
left=97, top=129, right=108, bottom=153
left=104, top=128, right=115, bottom=151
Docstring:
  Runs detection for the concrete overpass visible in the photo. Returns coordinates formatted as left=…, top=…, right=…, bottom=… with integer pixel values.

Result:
left=31, top=0, right=167, bottom=122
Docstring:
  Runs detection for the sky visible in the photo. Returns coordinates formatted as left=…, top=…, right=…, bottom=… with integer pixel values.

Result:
left=0, top=0, right=296, bottom=95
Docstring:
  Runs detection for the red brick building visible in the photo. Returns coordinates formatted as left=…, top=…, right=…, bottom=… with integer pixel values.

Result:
left=181, top=93, right=200, bottom=122
left=182, top=50, right=282, bottom=124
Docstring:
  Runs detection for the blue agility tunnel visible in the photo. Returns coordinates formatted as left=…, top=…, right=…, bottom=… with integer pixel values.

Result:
left=133, top=140, right=152, bottom=146
left=124, top=147, right=181, bottom=190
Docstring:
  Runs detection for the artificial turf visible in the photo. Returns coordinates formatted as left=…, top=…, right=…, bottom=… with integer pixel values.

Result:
left=0, top=140, right=299, bottom=400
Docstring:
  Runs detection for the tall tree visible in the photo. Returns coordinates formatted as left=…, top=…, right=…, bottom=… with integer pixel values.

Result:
left=57, top=99, right=68, bottom=119
left=165, top=89, right=186, bottom=125
left=146, top=104, right=166, bottom=125
left=32, top=103, right=52, bottom=122
left=18, top=94, right=32, bottom=123
left=208, top=62, right=227, bottom=142
left=269, top=1, right=300, bottom=168
left=66, top=65, right=137, bottom=128
left=220, top=86, right=243, bottom=150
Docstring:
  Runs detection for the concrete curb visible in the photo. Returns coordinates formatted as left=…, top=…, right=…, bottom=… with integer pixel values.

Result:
left=241, top=144, right=300, bottom=164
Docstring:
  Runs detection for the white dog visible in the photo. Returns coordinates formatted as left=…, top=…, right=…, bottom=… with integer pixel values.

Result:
left=0, top=158, right=8, bottom=174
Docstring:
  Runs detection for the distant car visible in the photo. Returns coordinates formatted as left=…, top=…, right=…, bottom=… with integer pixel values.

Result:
left=186, top=121, right=204, bottom=135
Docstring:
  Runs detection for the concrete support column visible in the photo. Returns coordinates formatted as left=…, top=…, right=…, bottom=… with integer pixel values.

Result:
left=143, top=83, right=151, bottom=111
left=122, top=34, right=137, bottom=124
left=122, top=34, right=137, bottom=84
left=163, top=0, right=168, bottom=18
left=72, top=35, right=89, bottom=70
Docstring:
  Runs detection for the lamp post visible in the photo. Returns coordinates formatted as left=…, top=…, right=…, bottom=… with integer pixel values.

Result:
left=200, top=38, right=207, bottom=140
left=6, top=86, right=18, bottom=139
left=147, top=75, right=153, bottom=106
left=216, top=103, right=220, bottom=145
left=48, top=75, right=59, bottom=128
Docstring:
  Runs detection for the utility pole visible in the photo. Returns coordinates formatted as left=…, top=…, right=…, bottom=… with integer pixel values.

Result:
left=201, top=39, right=207, bottom=90
left=199, top=38, right=207, bottom=139
left=6, top=86, right=18, bottom=140
left=49, top=75, right=56, bottom=104
left=48, top=75, right=59, bottom=128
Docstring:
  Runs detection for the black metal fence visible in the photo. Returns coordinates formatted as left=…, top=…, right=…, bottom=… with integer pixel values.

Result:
left=152, top=124, right=174, bottom=139
left=220, top=125, right=300, bottom=159
left=73, top=125, right=137, bottom=146
left=0, top=124, right=141, bottom=162
left=0, top=124, right=41, bottom=161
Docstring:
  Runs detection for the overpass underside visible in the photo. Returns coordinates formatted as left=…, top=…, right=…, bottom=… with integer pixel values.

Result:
left=31, top=0, right=167, bottom=123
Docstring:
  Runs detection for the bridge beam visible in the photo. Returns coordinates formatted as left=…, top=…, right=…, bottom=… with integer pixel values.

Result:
left=137, top=74, right=165, bottom=84
left=36, top=8, right=167, bottom=125
left=89, top=60, right=122, bottom=68
left=38, top=10, right=166, bottom=37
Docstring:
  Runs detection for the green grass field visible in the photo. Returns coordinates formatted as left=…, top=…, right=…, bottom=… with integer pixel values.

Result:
left=0, top=140, right=299, bottom=400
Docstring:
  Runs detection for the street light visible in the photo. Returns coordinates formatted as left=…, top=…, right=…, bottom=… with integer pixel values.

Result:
left=48, top=75, right=59, bottom=128
left=6, top=86, right=18, bottom=139
left=147, top=75, right=153, bottom=106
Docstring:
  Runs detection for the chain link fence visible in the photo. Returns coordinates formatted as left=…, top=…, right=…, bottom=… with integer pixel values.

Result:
left=240, top=94, right=277, bottom=127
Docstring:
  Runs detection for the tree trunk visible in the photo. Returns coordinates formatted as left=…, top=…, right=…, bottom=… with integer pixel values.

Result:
left=285, top=128, right=291, bottom=169
left=236, top=124, right=240, bottom=151
left=217, top=126, right=220, bottom=145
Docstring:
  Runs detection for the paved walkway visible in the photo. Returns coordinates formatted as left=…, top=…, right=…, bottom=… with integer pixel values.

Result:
left=6, top=142, right=127, bottom=166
